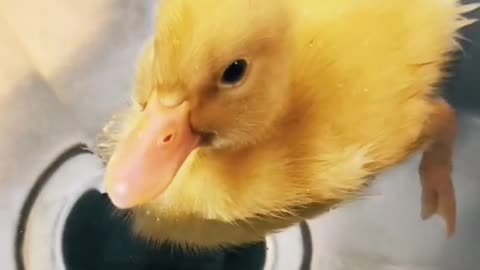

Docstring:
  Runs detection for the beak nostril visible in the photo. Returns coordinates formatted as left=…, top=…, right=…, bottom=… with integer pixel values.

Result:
left=162, top=134, right=174, bottom=143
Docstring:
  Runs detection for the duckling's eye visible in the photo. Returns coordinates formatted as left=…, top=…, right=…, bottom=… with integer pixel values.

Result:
left=220, top=59, right=248, bottom=87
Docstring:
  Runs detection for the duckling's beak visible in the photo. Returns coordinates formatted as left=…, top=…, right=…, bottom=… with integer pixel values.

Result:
left=105, top=97, right=200, bottom=209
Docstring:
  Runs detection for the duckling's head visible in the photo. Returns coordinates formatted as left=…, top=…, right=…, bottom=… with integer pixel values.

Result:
left=98, top=0, right=311, bottom=249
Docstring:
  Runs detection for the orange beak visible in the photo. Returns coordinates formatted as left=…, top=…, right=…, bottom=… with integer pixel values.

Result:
left=105, top=97, right=200, bottom=209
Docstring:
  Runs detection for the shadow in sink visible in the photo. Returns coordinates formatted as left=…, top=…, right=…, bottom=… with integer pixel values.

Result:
left=62, top=190, right=267, bottom=270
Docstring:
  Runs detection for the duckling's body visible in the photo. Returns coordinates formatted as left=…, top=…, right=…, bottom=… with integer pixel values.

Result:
left=98, top=0, right=477, bottom=249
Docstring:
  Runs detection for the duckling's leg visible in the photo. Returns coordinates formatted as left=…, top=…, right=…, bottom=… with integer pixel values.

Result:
left=419, top=98, right=457, bottom=237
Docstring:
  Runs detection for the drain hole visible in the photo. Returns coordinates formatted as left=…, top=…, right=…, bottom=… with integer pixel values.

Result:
left=62, top=190, right=266, bottom=270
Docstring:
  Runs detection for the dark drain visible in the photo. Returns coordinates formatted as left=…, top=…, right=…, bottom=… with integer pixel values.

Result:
left=62, top=190, right=267, bottom=270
